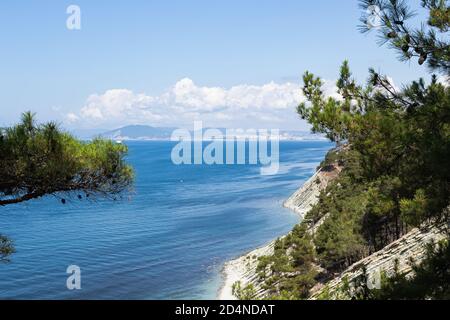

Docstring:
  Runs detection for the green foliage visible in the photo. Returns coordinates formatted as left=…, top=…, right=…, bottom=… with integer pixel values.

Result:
left=369, top=240, right=450, bottom=299
left=232, top=281, right=258, bottom=300
left=291, top=234, right=316, bottom=269
left=265, top=66, right=449, bottom=296
left=255, top=224, right=318, bottom=300
left=314, top=172, right=368, bottom=270
left=400, top=189, right=429, bottom=226
left=297, top=64, right=449, bottom=273
left=274, top=271, right=318, bottom=300
left=297, top=69, right=353, bottom=145
left=0, top=112, right=134, bottom=206
left=359, top=0, right=450, bottom=74
left=267, top=1, right=449, bottom=300
left=0, top=112, right=134, bottom=262
left=318, top=145, right=349, bottom=170
left=316, top=276, right=354, bottom=300
left=299, top=58, right=450, bottom=223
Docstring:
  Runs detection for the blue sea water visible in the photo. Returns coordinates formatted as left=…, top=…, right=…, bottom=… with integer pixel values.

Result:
left=0, top=141, right=332, bottom=299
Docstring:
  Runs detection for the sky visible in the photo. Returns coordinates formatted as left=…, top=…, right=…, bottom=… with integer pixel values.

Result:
left=0, top=0, right=433, bottom=131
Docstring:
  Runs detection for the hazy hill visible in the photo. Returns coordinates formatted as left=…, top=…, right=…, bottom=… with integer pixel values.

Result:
left=91, top=125, right=326, bottom=141
left=99, top=125, right=177, bottom=140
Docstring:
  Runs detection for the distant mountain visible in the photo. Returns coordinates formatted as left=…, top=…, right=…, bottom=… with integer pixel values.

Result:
left=96, top=125, right=326, bottom=141
left=279, top=130, right=327, bottom=141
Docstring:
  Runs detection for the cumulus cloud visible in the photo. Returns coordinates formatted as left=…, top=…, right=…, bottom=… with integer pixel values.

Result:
left=69, top=78, right=339, bottom=129
left=65, top=112, right=80, bottom=123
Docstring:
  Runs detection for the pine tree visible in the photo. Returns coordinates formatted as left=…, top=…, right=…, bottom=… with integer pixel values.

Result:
left=359, top=0, right=450, bottom=74
left=0, top=112, right=134, bottom=262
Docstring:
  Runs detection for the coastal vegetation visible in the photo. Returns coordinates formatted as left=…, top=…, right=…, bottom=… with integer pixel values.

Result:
left=370, top=239, right=450, bottom=299
left=234, top=0, right=449, bottom=300
left=0, top=112, right=134, bottom=262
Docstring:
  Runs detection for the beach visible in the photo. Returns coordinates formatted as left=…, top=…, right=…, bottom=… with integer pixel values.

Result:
left=217, top=167, right=337, bottom=300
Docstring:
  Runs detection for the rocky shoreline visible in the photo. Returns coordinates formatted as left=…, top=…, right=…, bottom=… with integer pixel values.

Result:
left=217, top=161, right=448, bottom=300
left=217, top=167, right=337, bottom=300
left=310, top=219, right=449, bottom=299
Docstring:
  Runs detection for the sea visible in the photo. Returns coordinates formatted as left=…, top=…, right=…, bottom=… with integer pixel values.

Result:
left=0, top=141, right=332, bottom=299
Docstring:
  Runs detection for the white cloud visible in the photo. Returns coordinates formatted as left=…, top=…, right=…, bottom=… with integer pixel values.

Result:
left=69, top=78, right=340, bottom=129
left=81, top=89, right=157, bottom=120
left=65, top=112, right=80, bottom=123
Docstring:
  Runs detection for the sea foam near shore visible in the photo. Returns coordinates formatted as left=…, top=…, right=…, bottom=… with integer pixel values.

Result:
left=217, top=167, right=335, bottom=300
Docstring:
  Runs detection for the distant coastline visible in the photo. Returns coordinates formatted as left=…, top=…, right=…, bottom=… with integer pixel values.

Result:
left=72, top=124, right=327, bottom=142
left=105, top=137, right=328, bottom=142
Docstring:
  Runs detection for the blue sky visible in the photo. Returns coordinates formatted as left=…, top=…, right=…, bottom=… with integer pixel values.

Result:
left=0, top=0, right=431, bottom=130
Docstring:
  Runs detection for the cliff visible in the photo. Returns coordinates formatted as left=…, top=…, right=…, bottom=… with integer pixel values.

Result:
left=218, top=160, right=448, bottom=300
left=311, top=218, right=449, bottom=299
left=283, top=165, right=341, bottom=216
left=218, top=165, right=339, bottom=300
